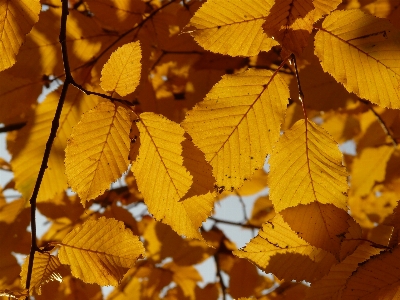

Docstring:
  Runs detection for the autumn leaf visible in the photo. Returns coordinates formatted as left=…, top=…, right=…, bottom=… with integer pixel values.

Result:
left=234, top=214, right=337, bottom=282
left=269, top=119, right=348, bottom=212
left=0, top=289, right=28, bottom=300
left=58, top=217, right=145, bottom=286
left=20, top=252, right=62, bottom=295
left=314, top=9, right=400, bottom=108
left=263, top=0, right=340, bottom=56
left=100, top=41, right=142, bottom=97
left=182, top=68, right=289, bottom=191
left=0, top=0, right=41, bottom=71
left=65, top=101, right=132, bottom=204
left=132, top=112, right=213, bottom=239
left=186, top=0, right=277, bottom=56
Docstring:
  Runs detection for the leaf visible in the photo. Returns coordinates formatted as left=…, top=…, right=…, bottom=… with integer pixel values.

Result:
left=341, top=245, right=400, bottom=299
left=306, top=243, right=382, bottom=300
left=0, top=0, right=41, bottom=71
left=100, top=41, right=142, bottom=97
left=269, top=119, right=348, bottom=212
left=281, top=203, right=354, bottom=259
left=314, top=9, right=400, bottom=108
left=8, top=88, right=98, bottom=202
left=20, top=252, right=62, bottom=295
left=350, top=145, right=394, bottom=197
left=58, top=217, right=145, bottom=286
left=263, top=0, right=340, bottom=56
left=234, top=214, right=337, bottom=282
left=182, top=68, right=289, bottom=191
left=186, top=0, right=278, bottom=56
left=65, top=101, right=132, bottom=204
left=132, top=112, right=213, bottom=239
left=0, top=289, right=28, bottom=300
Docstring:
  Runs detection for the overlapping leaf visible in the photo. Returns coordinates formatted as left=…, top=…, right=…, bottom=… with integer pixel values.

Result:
left=186, top=0, right=277, bottom=56
left=182, top=68, right=289, bottom=190
left=234, top=214, right=337, bottom=282
left=341, top=245, right=400, bottom=299
left=269, top=119, right=348, bottom=212
left=315, top=9, right=400, bottom=108
left=263, top=0, right=340, bottom=55
left=58, top=217, right=145, bottom=286
left=0, top=0, right=41, bottom=71
left=20, top=252, right=62, bottom=295
left=65, top=101, right=132, bottom=204
left=306, top=243, right=382, bottom=299
left=351, top=145, right=394, bottom=197
left=132, top=112, right=213, bottom=240
left=100, top=41, right=142, bottom=97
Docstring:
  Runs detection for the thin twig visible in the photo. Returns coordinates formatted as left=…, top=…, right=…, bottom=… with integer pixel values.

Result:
left=360, top=99, right=398, bottom=148
left=209, top=217, right=261, bottom=229
left=290, top=53, right=307, bottom=119
left=235, top=191, right=248, bottom=223
left=24, top=0, right=71, bottom=296
left=213, top=254, right=227, bottom=300
left=0, top=122, right=26, bottom=133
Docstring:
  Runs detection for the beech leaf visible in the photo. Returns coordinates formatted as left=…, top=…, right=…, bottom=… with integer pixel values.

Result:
left=58, top=217, right=145, bottom=286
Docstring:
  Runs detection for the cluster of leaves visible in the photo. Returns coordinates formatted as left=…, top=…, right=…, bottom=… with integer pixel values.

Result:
left=1, top=0, right=400, bottom=299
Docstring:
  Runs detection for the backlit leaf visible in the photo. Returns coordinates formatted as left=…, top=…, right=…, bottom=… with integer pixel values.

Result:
left=350, top=145, right=394, bottom=197
left=186, top=0, right=277, bottom=56
left=20, top=252, right=62, bottom=295
left=234, top=214, right=337, bottom=282
left=341, top=245, right=400, bottom=299
left=281, top=203, right=353, bottom=258
left=100, top=41, right=142, bottom=97
left=315, top=9, right=400, bottom=108
left=182, top=68, right=289, bottom=190
left=58, top=217, right=145, bottom=286
left=132, top=112, right=213, bottom=239
left=263, top=0, right=340, bottom=55
left=306, top=243, right=382, bottom=299
left=65, top=101, right=132, bottom=204
left=0, top=0, right=40, bottom=71
left=269, top=119, right=348, bottom=212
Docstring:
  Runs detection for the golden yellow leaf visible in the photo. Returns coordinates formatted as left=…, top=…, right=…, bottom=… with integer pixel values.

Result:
left=248, top=195, right=275, bottom=227
left=163, top=262, right=202, bottom=300
left=234, top=214, right=337, bottom=282
left=0, top=0, right=40, bottom=71
left=100, top=41, right=142, bottom=97
left=269, top=119, right=348, bottom=212
left=314, top=9, right=400, bottom=108
left=8, top=88, right=98, bottom=202
left=306, top=243, right=382, bottom=300
left=182, top=68, right=289, bottom=191
left=65, top=101, right=132, bottom=204
left=341, top=245, right=400, bottom=300
left=351, top=146, right=394, bottom=197
left=143, top=221, right=214, bottom=265
left=0, top=289, right=28, bottom=300
left=281, top=203, right=354, bottom=258
left=20, top=252, right=62, bottom=295
left=186, top=0, right=277, bottom=56
left=58, top=217, right=145, bottom=286
left=132, top=112, right=213, bottom=239
left=263, top=0, right=340, bottom=55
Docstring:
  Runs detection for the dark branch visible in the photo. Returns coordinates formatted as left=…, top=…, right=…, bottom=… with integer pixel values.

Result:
left=213, top=254, right=227, bottom=300
left=209, top=217, right=261, bottom=229
left=25, top=0, right=71, bottom=296
left=360, top=99, right=398, bottom=148
left=290, top=53, right=307, bottom=119
left=0, top=122, right=26, bottom=133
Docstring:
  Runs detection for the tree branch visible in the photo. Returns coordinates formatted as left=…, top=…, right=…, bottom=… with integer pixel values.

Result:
left=360, top=99, right=398, bottom=148
left=24, top=0, right=71, bottom=296
left=213, top=254, right=227, bottom=300
left=209, top=217, right=261, bottom=229
left=0, top=122, right=26, bottom=133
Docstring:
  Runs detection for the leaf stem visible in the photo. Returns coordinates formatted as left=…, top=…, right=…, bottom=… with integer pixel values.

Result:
left=290, top=53, right=307, bottom=119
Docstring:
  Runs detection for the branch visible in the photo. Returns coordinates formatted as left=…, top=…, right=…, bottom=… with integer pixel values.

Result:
left=0, top=122, right=26, bottom=133
left=209, top=217, right=261, bottom=229
left=290, top=53, right=307, bottom=119
left=360, top=99, right=398, bottom=148
left=213, top=254, right=227, bottom=300
left=24, top=0, right=71, bottom=295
